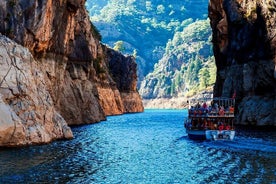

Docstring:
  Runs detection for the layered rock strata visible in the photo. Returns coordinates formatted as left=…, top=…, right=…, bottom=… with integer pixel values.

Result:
left=209, top=0, right=276, bottom=126
left=0, top=0, right=143, bottom=146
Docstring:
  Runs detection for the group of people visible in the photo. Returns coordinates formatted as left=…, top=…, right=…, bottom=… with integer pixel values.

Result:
left=186, top=99, right=235, bottom=131
left=188, top=101, right=234, bottom=117
left=186, top=118, right=233, bottom=131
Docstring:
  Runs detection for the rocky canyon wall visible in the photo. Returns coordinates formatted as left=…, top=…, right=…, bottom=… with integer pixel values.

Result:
left=0, top=0, right=143, bottom=146
left=209, top=0, right=276, bottom=126
left=0, top=34, right=73, bottom=146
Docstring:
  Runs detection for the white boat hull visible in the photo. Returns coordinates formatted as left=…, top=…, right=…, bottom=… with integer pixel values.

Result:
left=205, top=130, right=235, bottom=141
left=185, top=128, right=235, bottom=141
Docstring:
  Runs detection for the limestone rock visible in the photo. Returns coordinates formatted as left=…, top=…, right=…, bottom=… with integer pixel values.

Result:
left=0, top=34, right=73, bottom=147
left=96, top=86, right=125, bottom=116
left=208, top=0, right=276, bottom=126
left=121, top=92, right=144, bottom=113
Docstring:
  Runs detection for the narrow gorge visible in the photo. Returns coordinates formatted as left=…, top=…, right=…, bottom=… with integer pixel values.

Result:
left=0, top=0, right=143, bottom=147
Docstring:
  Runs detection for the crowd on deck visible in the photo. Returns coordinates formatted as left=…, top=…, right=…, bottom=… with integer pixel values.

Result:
left=188, top=101, right=234, bottom=117
left=185, top=100, right=235, bottom=131
left=185, top=117, right=234, bottom=131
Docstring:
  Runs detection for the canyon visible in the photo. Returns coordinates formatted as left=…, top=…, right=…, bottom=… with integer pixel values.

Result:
left=0, top=0, right=275, bottom=147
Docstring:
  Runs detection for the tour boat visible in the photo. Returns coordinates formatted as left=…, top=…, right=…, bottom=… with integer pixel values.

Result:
left=184, top=92, right=235, bottom=141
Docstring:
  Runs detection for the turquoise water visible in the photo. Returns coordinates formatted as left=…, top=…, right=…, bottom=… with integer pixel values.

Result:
left=0, top=110, right=275, bottom=183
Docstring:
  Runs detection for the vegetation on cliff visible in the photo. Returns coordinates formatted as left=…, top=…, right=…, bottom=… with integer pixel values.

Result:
left=86, top=0, right=214, bottom=101
left=86, top=0, right=209, bottom=83
left=139, top=19, right=216, bottom=99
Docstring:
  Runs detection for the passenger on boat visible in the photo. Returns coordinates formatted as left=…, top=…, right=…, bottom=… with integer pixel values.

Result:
left=193, top=110, right=198, bottom=116
left=214, top=103, right=219, bottom=112
left=208, top=106, right=212, bottom=113
left=225, top=105, right=229, bottom=112
left=196, top=102, right=201, bottom=109
left=226, top=124, right=231, bottom=130
left=219, top=106, right=225, bottom=116
left=202, top=102, right=207, bottom=109
left=218, top=124, right=224, bottom=131
left=229, top=106, right=234, bottom=113
left=198, top=109, right=203, bottom=116
left=209, top=122, right=215, bottom=130
left=214, top=123, right=218, bottom=130
left=202, top=120, right=207, bottom=130
left=189, top=106, right=195, bottom=116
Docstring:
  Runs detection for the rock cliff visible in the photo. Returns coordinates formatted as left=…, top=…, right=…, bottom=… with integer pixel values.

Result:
left=209, top=0, right=276, bottom=126
left=0, top=34, right=73, bottom=146
left=106, top=48, right=143, bottom=113
left=0, top=0, right=143, bottom=146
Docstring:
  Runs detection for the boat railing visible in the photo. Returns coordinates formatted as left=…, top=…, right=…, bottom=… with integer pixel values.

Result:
left=187, top=125, right=234, bottom=131
left=188, top=111, right=235, bottom=118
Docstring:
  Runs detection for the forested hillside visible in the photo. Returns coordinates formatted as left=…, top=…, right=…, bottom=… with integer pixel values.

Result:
left=140, top=19, right=215, bottom=99
left=86, top=0, right=214, bottom=103
left=86, top=0, right=209, bottom=77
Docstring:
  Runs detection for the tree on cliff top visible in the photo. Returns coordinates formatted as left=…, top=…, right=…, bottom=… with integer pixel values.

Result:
left=113, top=41, right=125, bottom=52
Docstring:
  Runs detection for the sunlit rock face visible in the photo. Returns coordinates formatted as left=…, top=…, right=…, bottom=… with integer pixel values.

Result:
left=209, top=0, right=276, bottom=126
left=0, top=0, right=143, bottom=146
left=0, top=0, right=106, bottom=125
left=0, top=34, right=73, bottom=147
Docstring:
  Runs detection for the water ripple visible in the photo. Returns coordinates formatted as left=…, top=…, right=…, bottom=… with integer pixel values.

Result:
left=0, top=110, right=275, bottom=183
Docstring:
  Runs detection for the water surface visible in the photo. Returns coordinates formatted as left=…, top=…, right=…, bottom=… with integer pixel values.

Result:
left=0, top=110, right=275, bottom=183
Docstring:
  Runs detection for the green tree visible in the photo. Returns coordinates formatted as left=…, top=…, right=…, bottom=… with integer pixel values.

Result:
left=113, top=41, right=125, bottom=52
left=171, top=80, right=176, bottom=95
left=199, top=67, right=210, bottom=89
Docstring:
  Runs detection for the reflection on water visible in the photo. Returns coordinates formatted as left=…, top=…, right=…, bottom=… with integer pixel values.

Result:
left=0, top=110, right=275, bottom=183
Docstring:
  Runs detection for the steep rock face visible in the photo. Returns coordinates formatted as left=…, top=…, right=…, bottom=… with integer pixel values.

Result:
left=209, top=0, right=276, bottom=126
left=0, top=0, right=107, bottom=125
left=0, top=0, right=143, bottom=146
left=0, top=34, right=73, bottom=146
left=106, top=48, right=144, bottom=113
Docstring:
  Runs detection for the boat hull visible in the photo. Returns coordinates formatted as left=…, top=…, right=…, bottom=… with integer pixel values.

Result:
left=186, top=129, right=206, bottom=140
left=206, top=130, right=235, bottom=141
left=186, top=129, right=235, bottom=141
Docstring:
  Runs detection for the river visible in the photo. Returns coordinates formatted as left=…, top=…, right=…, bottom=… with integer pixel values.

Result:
left=0, top=110, right=275, bottom=183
